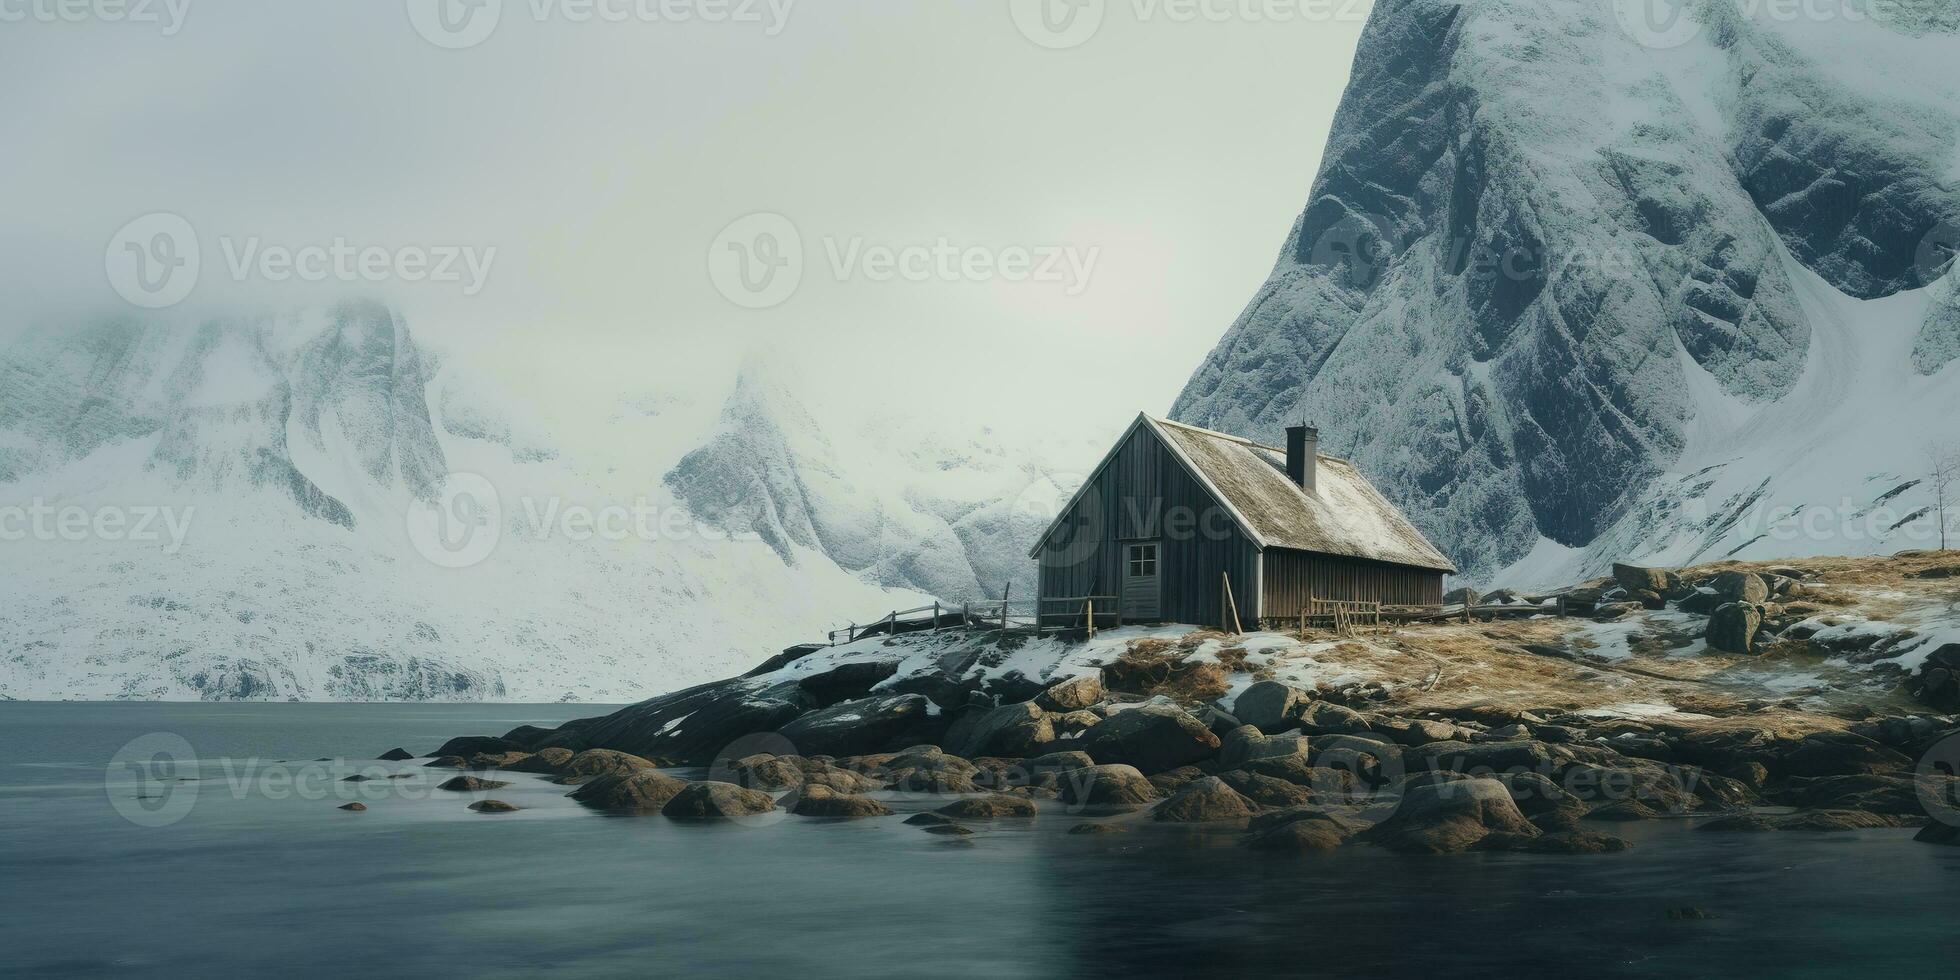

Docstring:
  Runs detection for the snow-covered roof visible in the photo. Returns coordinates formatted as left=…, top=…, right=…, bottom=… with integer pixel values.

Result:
left=1031, top=413, right=1455, bottom=574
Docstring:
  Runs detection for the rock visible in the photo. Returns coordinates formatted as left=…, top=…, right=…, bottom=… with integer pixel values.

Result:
left=660, top=781, right=778, bottom=819
left=1593, top=602, right=1642, bottom=621
left=1050, top=711, right=1102, bottom=737
left=341, top=774, right=375, bottom=783
left=1076, top=704, right=1222, bottom=775
left=1773, top=774, right=1931, bottom=815
left=789, top=785, right=893, bottom=818
left=431, top=736, right=525, bottom=758
left=551, top=749, right=660, bottom=785
left=501, top=746, right=576, bottom=775
left=1365, top=778, right=1538, bottom=853
left=437, top=776, right=509, bottom=792
left=936, top=794, right=1038, bottom=820
left=1707, top=603, right=1765, bottom=654
left=723, top=754, right=807, bottom=791
left=1152, top=777, right=1259, bottom=823
left=1478, top=830, right=1632, bottom=854
left=1057, top=764, right=1159, bottom=809
left=1217, top=770, right=1317, bottom=808
left=1021, top=750, right=1096, bottom=776
left=1297, top=702, right=1372, bottom=736
left=569, top=772, right=690, bottom=812
left=1194, top=705, right=1245, bottom=739
left=1630, top=590, right=1666, bottom=610
left=775, top=694, right=932, bottom=758
left=1245, top=815, right=1354, bottom=852
left=903, top=812, right=955, bottom=826
left=467, top=751, right=534, bottom=769
left=1916, top=824, right=1960, bottom=846
left=337, top=802, right=367, bottom=811
left=943, top=702, right=1057, bottom=759
left=499, top=725, right=560, bottom=750
left=923, top=824, right=974, bottom=837
left=378, top=748, right=415, bottom=762
left=1701, top=809, right=1899, bottom=832
left=1217, top=726, right=1311, bottom=770
left=424, top=756, right=470, bottom=769
left=1776, top=732, right=1912, bottom=779
left=1495, top=772, right=1591, bottom=830
left=1034, top=673, right=1105, bottom=712
left=1380, top=718, right=1470, bottom=747
left=1407, top=739, right=1552, bottom=775
left=1233, top=681, right=1315, bottom=733
left=1613, top=563, right=1671, bottom=594
left=1148, top=766, right=1208, bottom=795
left=572, top=676, right=814, bottom=766
left=468, top=800, right=520, bottom=813
left=1068, top=823, right=1128, bottom=835
left=1709, top=571, right=1770, bottom=604
left=742, top=643, right=827, bottom=678
left=796, top=660, right=903, bottom=707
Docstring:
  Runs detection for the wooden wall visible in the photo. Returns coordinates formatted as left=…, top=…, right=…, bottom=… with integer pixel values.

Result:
left=1260, top=548, right=1445, bottom=616
left=1036, top=422, right=1262, bottom=627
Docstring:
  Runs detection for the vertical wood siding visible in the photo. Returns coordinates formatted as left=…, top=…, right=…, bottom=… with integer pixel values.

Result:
left=1036, top=423, right=1261, bottom=626
left=1260, top=548, right=1444, bottom=615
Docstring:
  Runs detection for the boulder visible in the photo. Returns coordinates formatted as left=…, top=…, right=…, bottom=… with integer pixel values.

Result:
left=1380, top=718, right=1470, bottom=747
left=1022, top=750, right=1096, bottom=776
left=1366, top=778, right=1538, bottom=853
left=1709, top=571, right=1770, bottom=604
left=505, top=746, right=578, bottom=775
left=660, top=781, right=777, bottom=819
left=1057, top=765, right=1159, bottom=809
left=468, top=800, right=520, bottom=813
left=1217, top=726, right=1311, bottom=771
left=1701, top=809, right=1899, bottom=832
left=1068, top=823, right=1128, bottom=835
left=789, top=785, right=893, bottom=818
left=1772, top=774, right=1928, bottom=815
left=796, top=660, right=903, bottom=707
left=551, top=749, right=660, bottom=785
left=1148, top=766, right=1208, bottom=795
left=1495, top=772, right=1591, bottom=830
left=923, top=824, right=974, bottom=837
left=775, top=694, right=932, bottom=758
left=1707, top=603, right=1765, bottom=654
left=1613, top=563, right=1671, bottom=594
left=467, top=751, right=534, bottom=770
left=1034, top=673, right=1105, bottom=713
left=903, top=812, right=954, bottom=826
left=572, top=676, right=814, bottom=765
left=437, top=776, right=509, bottom=792
left=936, top=794, right=1038, bottom=820
left=723, top=754, right=809, bottom=792
left=1216, top=769, right=1317, bottom=808
left=943, top=702, right=1057, bottom=759
left=1297, top=702, right=1372, bottom=736
left=423, top=756, right=469, bottom=769
left=1916, top=823, right=1960, bottom=846
left=1245, top=817, right=1350, bottom=852
left=1076, top=704, right=1221, bottom=775
left=499, top=725, right=560, bottom=749
left=337, top=802, right=367, bottom=812
left=1775, top=732, right=1912, bottom=779
left=1407, top=739, right=1552, bottom=776
left=569, top=772, right=690, bottom=812
left=378, top=748, right=415, bottom=762
left=1152, top=777, right=1259, bottom=823
left=430, top=736, right=524, bottom=758
left=1233, top=681, right=1314, bottom=734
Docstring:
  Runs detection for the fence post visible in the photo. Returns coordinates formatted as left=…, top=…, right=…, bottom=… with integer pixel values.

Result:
left=1001, top=583, right=1012, bottom=634
left=933, top=601, right=941, bottom=634
left=1085, top=598, right=1095, bottom=639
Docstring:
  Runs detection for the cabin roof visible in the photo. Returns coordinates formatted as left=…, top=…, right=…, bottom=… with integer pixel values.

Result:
left=1030, top=413, right=1456, bottom=574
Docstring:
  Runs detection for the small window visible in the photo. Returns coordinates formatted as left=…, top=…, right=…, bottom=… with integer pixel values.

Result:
left=1128, top=543, right=1158, bottom=577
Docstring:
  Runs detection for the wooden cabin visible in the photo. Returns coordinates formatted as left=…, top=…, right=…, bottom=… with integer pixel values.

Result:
left=1029, top=414, right=1455, bottom=628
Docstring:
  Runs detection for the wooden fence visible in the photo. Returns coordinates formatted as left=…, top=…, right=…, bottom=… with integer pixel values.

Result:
left=827, top=595, right=1117, bottom=645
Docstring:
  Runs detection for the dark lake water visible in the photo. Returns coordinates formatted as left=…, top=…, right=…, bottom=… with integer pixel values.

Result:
left=3, top=701, right=1958, bottom=979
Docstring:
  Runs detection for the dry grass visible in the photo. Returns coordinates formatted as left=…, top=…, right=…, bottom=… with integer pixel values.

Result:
left=1104, top=638, right=1230, bottom=704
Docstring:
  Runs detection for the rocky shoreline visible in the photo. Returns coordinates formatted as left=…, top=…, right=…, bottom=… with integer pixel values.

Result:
left=374, top=557, right=1960, bottom=855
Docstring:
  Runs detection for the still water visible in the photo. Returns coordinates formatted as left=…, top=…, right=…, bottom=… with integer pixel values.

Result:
left=3, top=702, right=1957, bottom=979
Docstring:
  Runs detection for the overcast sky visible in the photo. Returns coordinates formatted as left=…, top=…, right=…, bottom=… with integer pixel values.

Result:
left=1, top=0, right=1372, bottom=443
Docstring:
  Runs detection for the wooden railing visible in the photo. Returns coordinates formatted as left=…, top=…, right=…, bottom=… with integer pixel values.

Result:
left=1298, top=599, right=1382, bottom=636
left=827, top=595, right=1119, bottom=645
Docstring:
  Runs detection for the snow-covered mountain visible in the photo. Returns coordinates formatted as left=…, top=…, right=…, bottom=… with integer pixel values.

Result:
left=1173, top=0, right=1960, bottom=586
left=0, top=304, right=1075, bottom=701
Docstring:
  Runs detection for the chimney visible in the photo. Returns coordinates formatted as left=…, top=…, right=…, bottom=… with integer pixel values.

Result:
left=1286, top=424, right=1319, bottom=493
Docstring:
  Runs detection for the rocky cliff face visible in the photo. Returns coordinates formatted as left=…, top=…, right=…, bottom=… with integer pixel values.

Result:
left=1172, top=0, right=1960, bottom=582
